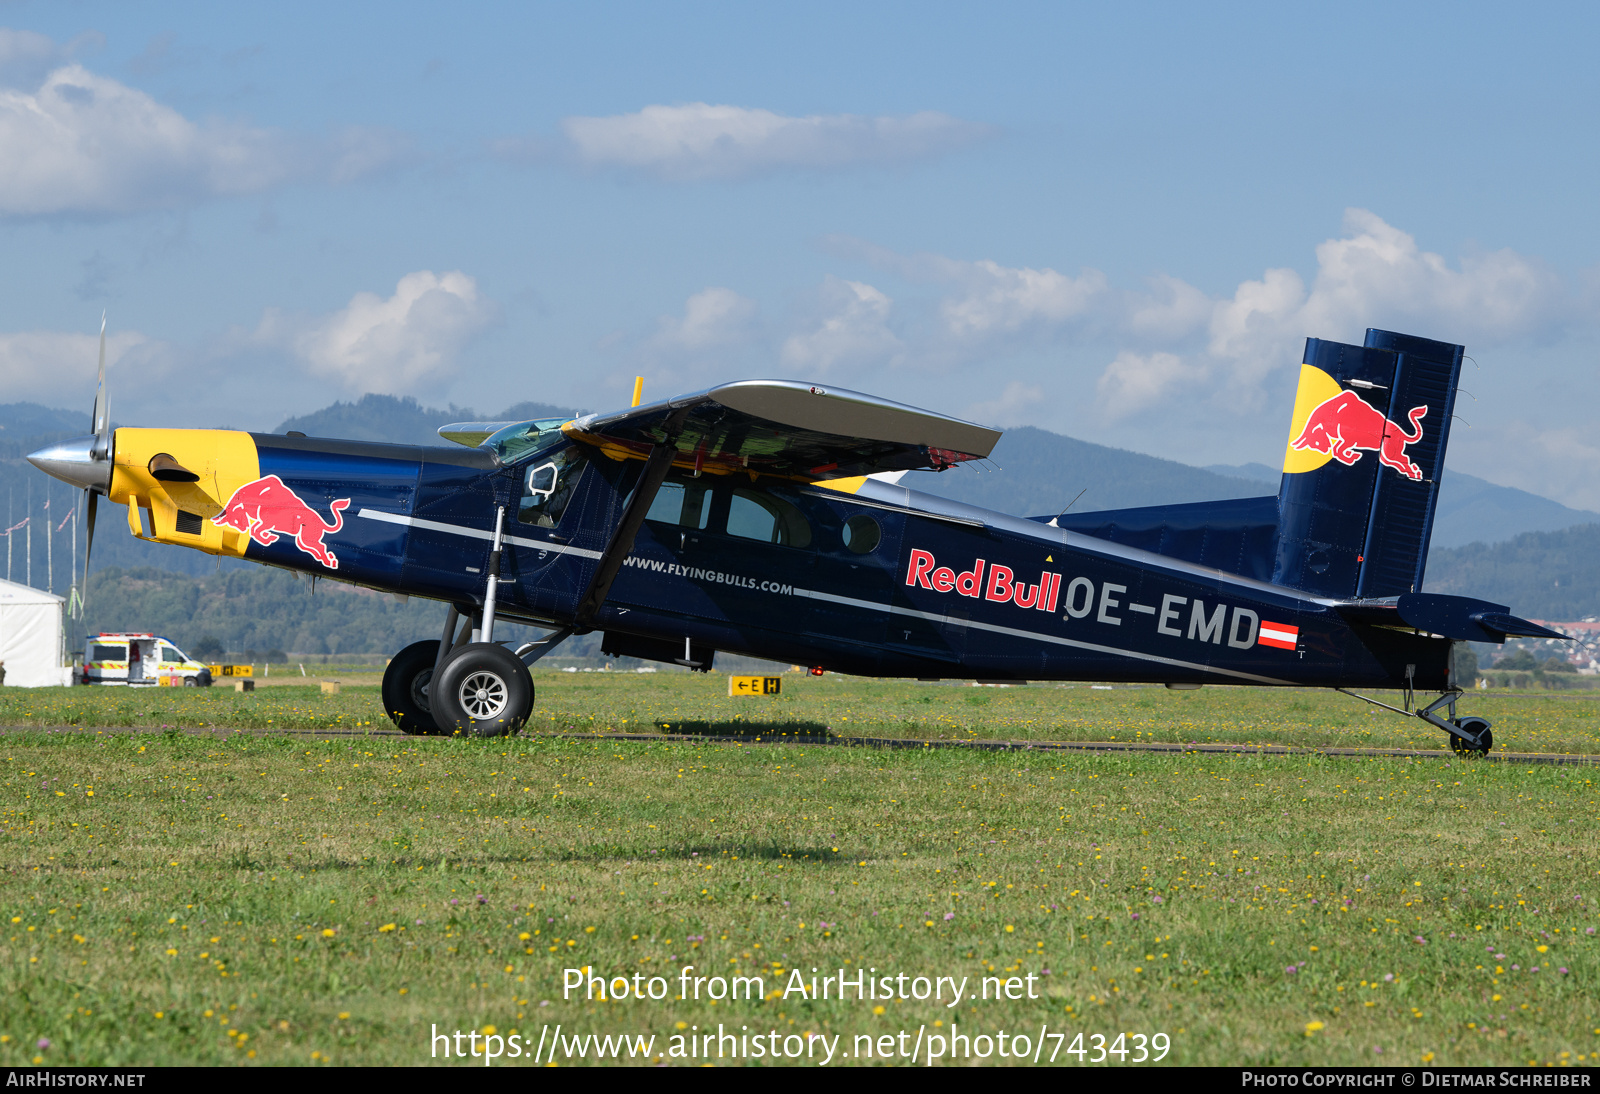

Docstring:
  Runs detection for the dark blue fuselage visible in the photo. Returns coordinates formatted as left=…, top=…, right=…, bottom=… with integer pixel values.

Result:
left=243, top=433, right=1450, bottom=691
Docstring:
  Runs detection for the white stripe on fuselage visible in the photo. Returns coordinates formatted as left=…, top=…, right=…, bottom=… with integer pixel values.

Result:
left=356, top=508, right=604, bottom=560
left=360, top=506, right=1292, bottom=685
left=789, top=586, right=1294, bottom=686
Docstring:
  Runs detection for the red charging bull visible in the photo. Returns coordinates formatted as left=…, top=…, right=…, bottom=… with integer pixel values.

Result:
left=1290, top=390, right=1427, bottom=481
left=213, top=474, right=351, bottom=569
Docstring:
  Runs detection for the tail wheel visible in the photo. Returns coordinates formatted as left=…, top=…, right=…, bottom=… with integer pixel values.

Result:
left=382, top=640, right=443, bottom=735
left=1449, top=716, right=1493, bottom=756
left=430, top=643, right=533, bottom=738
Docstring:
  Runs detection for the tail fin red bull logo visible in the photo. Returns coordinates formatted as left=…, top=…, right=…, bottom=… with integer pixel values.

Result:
left=212, top=474, right=350, bottom=569
left=1290, top=389, right=1428, bottom=481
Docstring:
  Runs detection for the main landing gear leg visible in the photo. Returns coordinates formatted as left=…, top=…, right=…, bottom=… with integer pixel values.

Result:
left=1416, top=690, right=1494, bottom=756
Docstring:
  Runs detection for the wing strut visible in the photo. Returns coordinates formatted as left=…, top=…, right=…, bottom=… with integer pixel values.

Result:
left=571, top=410, right=689, bottom=633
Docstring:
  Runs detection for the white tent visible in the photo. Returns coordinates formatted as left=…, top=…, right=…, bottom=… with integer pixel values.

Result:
left=0, top=578, right=71, bottom=687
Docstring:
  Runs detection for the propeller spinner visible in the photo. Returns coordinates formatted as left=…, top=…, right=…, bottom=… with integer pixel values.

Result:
left=26, top=316, right=114, bottom=612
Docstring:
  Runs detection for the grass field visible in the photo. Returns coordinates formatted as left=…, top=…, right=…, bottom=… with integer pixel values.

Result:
left=3, top=672, right=1600, bottom=754
left=1, top=675, right=1597, bottom=1067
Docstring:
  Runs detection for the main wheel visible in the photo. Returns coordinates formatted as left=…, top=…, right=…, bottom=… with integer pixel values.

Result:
left=1449, top=716, right=1493, bottom=756
left=430, top=643, right=533, bottom=738
left=383, top=640, right=443, bottom=734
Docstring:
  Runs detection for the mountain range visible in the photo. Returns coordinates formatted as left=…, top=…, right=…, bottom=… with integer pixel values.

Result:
left=2, top=395, right=1594, bottom=623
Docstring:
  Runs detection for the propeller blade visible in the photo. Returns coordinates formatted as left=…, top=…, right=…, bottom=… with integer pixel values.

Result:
left=82, top=489, right=96, bottom=616
left=91, top=314, right=109, bottom=459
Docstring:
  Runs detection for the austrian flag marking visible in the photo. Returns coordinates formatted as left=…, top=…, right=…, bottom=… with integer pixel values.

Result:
left=1258, top=620, right=1299, bottom=651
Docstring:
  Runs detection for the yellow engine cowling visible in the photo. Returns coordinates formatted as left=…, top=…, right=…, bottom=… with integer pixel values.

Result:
left=108, top=428, right=261, bottom=558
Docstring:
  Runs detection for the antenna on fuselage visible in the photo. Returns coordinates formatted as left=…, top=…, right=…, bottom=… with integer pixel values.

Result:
left=632, top=377, right=644, bottom=408
left=1046, top=487, right=1087, bottom=528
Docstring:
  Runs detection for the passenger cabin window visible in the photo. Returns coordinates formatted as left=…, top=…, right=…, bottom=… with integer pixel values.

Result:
left=91, top=644, right=124, bottom=662
left=644, top=481, right=711, bottom=529
left=161, top=646, right=186, bottom=663
left=642, top=476, right=812, bottom=548
left=727, top=489, right=812, bottom=548
left=519, top=447, right=587, bottom=528
left=842, top=513, right=882, bottom=554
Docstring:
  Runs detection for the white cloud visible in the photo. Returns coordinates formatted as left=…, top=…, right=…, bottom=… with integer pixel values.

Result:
left=780, top=277, right=901, bottom=374
left=938, top=259, right=1108, bottom=340
left=966, top=380, right=1045, bottom=428
left=0, top=28, right=59, bottom=88
left=327, top=126, right=417, bottom=185
left=0, top=62, right=295, bottom=216
left=825, top=211, right=1569, bottom=429
left=560, top=103, right=989, bottom=180
left=1207, top=209, right=1565, bottom=391
left=1464, top=421, right=1600, bottom=513
left=829, top=236, right=1117, bottom=354
left=1124, top=273, right=1212, bottom=342
left=651, top=287, right=759, bottom=354
left=1095, top=351, right=1208, bottom=419
left=0, top=328, right=158, bottom=406
left=273, top=271, right=497, bottom=395
left=0, top=31, right=413, bottom=217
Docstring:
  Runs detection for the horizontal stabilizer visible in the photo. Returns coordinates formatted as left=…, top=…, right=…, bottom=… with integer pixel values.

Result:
left=565, top=380, right=1000, bottom=481
left=1335, top=592, right=1572, bottom=644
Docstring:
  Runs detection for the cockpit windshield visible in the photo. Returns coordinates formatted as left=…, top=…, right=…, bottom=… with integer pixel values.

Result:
left=482, top=419, right=570, bottom=464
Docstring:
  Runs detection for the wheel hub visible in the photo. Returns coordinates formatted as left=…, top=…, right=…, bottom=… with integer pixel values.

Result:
left=459, top=670, right=508, bottom=719
left=409, top=668, right=433, bottom=713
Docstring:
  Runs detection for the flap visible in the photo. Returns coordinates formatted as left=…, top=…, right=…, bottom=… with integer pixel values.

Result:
left=562, top=380, right=1001, bottom=481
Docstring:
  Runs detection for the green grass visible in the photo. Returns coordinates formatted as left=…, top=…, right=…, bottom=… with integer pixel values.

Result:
left=2, top=674, right=1599, bottom=755
left=1, top=677, right=1597, bottom=1066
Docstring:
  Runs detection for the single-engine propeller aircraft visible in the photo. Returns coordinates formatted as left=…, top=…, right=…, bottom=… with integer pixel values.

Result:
left=30, top=325, right=1565, bottom=752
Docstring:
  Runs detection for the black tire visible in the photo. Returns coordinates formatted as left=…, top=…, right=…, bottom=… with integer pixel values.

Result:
left=1449, top=716, right=1493, bottom=756
left=430, top=643, right=533, bottom=738
left=383, top=640, right=443, bottom=734
left=182, top=675, right=198, bottom=687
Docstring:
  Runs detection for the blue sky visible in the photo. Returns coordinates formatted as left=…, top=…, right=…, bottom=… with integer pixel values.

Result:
left=3, top=1, right=1598, bottom=505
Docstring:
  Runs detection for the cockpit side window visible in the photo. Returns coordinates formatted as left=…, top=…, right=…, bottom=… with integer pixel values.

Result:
left=519, top=446, right=588, bottom=528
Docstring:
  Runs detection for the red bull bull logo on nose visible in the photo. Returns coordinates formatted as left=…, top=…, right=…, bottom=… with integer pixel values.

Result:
left=1290, top=389, right=1428, bottom=481
left=212, top=475, right=350, bottom=569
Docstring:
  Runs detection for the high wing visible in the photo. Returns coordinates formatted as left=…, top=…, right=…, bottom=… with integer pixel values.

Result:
left=560, top=379, right=1000, bottom=480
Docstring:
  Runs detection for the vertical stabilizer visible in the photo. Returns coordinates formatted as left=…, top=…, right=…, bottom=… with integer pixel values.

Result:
left=1272, top=329, right=1463, bottom=598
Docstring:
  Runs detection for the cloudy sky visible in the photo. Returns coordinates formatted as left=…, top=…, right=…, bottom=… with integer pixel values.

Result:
left=2, top=2, right=1598, bottom=506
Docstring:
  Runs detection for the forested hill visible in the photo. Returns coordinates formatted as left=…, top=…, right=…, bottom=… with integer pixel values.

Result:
left=0, top=396, right=583, bottom=582
left=5, top=398, right=1600, bottom=619
left=902, top=426, right=1267, bottom=516
left=1424, top=524, right=1600, bottom=620
left=274, top=394, right=579, bottom=446
left=76, top=566, right=557, bottom=658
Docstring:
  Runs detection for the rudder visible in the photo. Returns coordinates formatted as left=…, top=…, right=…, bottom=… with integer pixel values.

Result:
left=1272, top=329, right=1463, bottom=598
